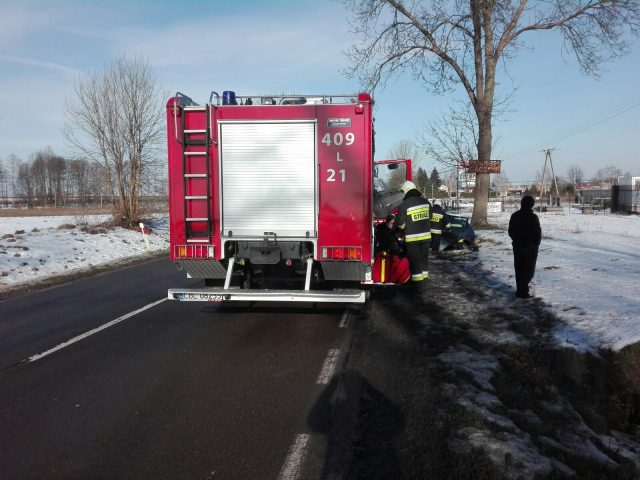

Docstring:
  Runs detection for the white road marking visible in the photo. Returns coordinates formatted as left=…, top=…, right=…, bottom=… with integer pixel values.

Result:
left=316, top=349, right=340, bottom=385
left=278, top=433, right=310, bottom=480
left=338, top=310, right=349, bottom=328
left=27, top=298, right=168, bottom=363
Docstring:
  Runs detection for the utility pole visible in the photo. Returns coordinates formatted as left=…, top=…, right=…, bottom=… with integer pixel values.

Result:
left=456, top=163, right=460, bottom=210
left=540, top=148, right=561, bottom=211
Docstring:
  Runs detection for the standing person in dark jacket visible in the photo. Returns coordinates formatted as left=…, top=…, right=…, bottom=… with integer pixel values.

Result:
left=430, top=201, right=451, bottom=252
left=508, top=195, right=542, bottom=299
left=396, top=181, right=431, bottom=283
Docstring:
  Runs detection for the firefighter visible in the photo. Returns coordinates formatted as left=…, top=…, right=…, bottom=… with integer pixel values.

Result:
left=372, top=214, right=410, bottom=284
left=395, top=180, right=431, bottom=283
left=430, top=201, right=451, bottom=253
left=508, top=195, right=541, bottom=299
left=374, top=214, right=402, bottom=256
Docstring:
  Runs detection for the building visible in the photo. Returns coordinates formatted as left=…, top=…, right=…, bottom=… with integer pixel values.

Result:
left=617, top=175, right=640, bottom=213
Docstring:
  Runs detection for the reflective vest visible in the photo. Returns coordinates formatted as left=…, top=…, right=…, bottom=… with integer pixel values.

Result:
left=396, top=190, right=431, bottom=243
left=430, top=205, right=451, bottom=235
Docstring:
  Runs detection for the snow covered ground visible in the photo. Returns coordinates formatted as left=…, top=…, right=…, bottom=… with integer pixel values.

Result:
left=478, top=207, right=640, bottom=352
left=0, top=213, right=169, bottom=292
left=1, top=208, right=638, bottom=352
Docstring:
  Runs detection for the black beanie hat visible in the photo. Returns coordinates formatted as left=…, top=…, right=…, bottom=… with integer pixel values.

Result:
left=521, top=195, right=535, bottom=209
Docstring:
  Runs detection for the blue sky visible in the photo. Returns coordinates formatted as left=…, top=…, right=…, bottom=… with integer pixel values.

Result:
left=1, top=0, right=638, bottom=183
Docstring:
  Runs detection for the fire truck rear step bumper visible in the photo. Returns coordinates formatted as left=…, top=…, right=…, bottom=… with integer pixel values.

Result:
left=167, top=288, right=366, bottom=303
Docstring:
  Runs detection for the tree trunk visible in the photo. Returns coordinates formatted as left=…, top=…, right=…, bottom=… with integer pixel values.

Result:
left=471, top=107, right=491, bottom=227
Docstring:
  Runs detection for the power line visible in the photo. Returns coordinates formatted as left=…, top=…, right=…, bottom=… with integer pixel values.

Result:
left=504, top=94, right=640, bottom=160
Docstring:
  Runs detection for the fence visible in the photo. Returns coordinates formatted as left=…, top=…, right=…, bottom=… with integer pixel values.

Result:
left=613, top=185, right=639, bottom=213
left=578, top=187, right=639, bottom=213
left=578, top=189, right=611, bottom=212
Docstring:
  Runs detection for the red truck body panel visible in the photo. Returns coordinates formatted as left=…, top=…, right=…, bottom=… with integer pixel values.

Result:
left=166, top=93, right=374, bottom=273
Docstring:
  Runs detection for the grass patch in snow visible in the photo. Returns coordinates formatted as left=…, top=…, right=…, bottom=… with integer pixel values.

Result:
left=476, top=237, right=503, bottom=247
left=493, top=343, right=640, bottom=478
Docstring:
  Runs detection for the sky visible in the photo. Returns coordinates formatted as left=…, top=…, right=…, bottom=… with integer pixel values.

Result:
left=1, top=0, right=639, bottom=184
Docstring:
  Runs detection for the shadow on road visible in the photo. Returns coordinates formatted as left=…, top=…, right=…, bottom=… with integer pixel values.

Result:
left=307, top=370, right=404, bottom=479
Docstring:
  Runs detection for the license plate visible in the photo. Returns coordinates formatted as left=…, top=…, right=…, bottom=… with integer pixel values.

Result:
left=178, top=293, right=226, bottom=302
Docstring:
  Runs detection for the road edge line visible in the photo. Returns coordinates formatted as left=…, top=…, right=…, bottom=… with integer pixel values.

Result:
left=27, top=298, right=168, bottom=363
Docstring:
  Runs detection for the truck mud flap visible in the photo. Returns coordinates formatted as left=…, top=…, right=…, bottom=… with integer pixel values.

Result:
left=168, top=288, right=366, bottom=303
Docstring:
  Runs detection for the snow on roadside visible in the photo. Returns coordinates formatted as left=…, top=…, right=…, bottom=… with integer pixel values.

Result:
left=476, top=208, right=640, bottom=352
left=0, top=214, right=169, bottom=290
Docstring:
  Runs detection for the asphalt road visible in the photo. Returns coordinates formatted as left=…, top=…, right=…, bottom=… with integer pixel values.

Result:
left=0, top=258, right=350, bottom=479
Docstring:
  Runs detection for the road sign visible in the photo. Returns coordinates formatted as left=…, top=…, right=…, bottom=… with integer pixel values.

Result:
left=467, top=160, right=501, bottom=174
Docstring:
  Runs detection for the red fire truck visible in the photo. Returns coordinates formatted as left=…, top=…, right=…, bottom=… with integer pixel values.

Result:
left=166, top=90, right=410, bottom=303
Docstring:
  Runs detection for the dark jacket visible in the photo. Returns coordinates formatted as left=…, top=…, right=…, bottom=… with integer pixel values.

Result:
left=396, top=189, right=431, bottom=243
left=430, top=204, right=451, bottom=235
left=508, top=207, right=541, bottom=247
left=374, top=222, right=401, bottom=256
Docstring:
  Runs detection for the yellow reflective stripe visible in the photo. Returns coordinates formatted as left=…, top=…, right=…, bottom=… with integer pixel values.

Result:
left=381, top=258, right=386, bottom=283
left=411, top=274, right=424, bottom=281
left=431, top=213, right=443, bottom=221
left=397, top=222, right=406, bottom=229
left=431, top=229, right=442, bottom=234
left=405, top=232, right=432, bottom=242
left=407, top=206, right=429, bottom=215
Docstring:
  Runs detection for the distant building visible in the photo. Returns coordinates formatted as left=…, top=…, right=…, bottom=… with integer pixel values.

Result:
left=506, top=184, right=527, bottom=196
left=619, top=175, right=640, bottom=189
left=617, top=175, right=640, bottom=213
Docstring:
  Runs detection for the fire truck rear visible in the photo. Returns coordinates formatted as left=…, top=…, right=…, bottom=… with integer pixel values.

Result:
left=166, top=90, right=379, bottom=303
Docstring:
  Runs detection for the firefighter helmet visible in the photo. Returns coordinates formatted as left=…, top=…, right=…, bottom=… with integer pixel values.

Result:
left=399, top=180, right=417, bottom=194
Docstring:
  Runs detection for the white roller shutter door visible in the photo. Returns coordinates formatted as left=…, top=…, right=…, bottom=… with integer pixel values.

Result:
left=219, top=121, right=317, bottom=237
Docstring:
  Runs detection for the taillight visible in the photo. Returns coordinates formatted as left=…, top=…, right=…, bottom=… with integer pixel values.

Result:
left=174, top=245, right=213, bottom=259
left=321, top=246, right=362, bottom=261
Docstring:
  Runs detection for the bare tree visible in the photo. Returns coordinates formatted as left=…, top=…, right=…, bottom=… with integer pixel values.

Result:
left=31, top=151, right=48, bottom=207
left=67, top=159, right=90, bottom=206
left=418, top=103, right=479, bottom=172
left=6, top=153, right=21, bottom=203
left=88, top=162, right=109, bottom=208
left=385, top=138, right=428, bottom=176
left=0, top=157, right=7, bottom=206
left=567, top=164, right=584, bottom=188
left=595, top=164, right=623, bottom=185
left=342, top=0, right=640, bottom=226
left=17, top=162, right=34, bottom=207
left=384, top=139, right=426, bottom=190
left=386, top=138, right=424, bottom=162
left=47, top=153, right=66, bottom=207
left=64, top=55, right=165, bottom=227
